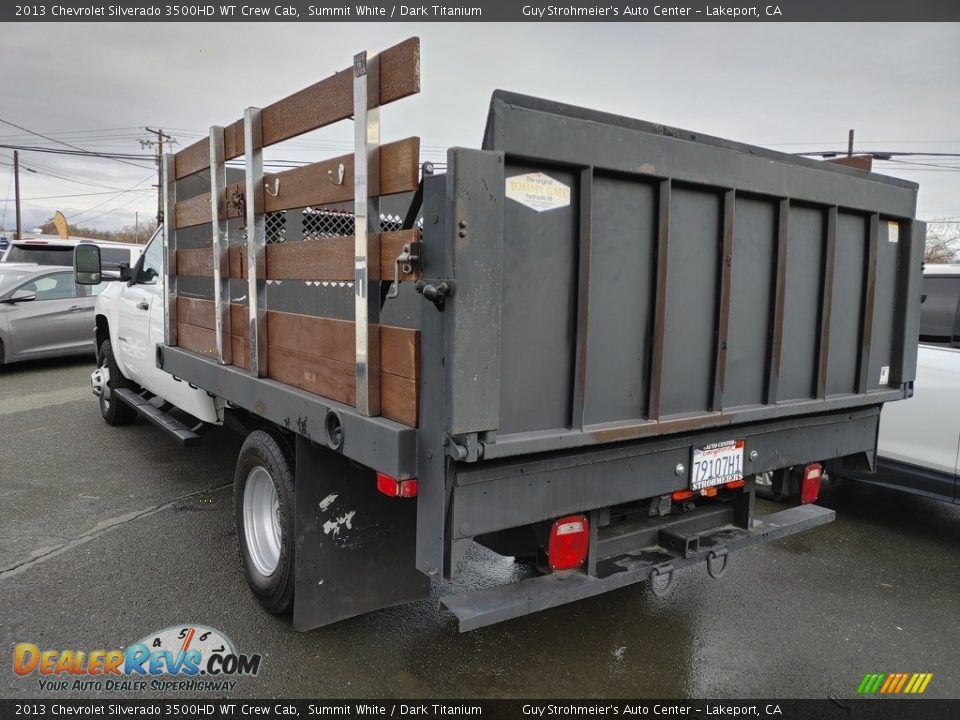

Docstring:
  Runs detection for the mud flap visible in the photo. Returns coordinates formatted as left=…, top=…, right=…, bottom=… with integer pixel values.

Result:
left=293, top=436, right=431, bottom=631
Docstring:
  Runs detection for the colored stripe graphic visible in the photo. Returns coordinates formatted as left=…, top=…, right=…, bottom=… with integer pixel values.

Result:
left=857, top=672, right=932, bottom=694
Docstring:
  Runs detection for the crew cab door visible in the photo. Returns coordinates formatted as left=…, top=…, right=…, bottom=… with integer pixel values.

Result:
left=116, top=235, right=164, bottom=386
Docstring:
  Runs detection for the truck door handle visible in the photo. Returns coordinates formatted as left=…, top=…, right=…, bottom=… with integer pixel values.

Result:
left=137, top=300, right=150, bottom=311
left=68, top=305, right=82, bottom=312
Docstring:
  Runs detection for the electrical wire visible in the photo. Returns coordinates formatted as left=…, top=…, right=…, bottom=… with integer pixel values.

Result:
left=0, top=118, right=156, bottom=170
left=68, top=174, right=156, bottom=223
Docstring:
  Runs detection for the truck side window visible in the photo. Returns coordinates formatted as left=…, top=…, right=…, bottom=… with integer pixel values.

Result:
left=137, top=237, right=164, bottom=285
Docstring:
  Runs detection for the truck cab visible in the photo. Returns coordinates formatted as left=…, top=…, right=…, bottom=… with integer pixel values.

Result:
left=85, top=231, right=221, bottom=427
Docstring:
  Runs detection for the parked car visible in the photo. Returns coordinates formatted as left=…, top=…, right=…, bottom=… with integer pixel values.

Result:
left=1, top=235, right=142, bottom=271
left=0, top=264, right=103, bottom=364
left=763, top=264, right=960, bottom=504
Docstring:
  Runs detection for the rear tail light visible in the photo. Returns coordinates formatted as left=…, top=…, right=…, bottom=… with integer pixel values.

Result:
left=376, top=472, right=418, bottom=498
left=671, top=490, right=694, bottom=501
left=548, top=515, right=589, bottom=571
left=800, top=463, right=823, bottom=504
left=700, top=487, right=718, bottom=497
left=725, top=479, right=746, bottom=489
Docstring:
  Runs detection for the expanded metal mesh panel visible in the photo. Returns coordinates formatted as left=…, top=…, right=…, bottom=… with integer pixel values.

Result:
left=266, top=211, right=287, bottom=244
left=299, top=209, right=410, bottom=241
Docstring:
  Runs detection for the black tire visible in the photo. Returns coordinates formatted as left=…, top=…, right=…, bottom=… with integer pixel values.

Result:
left=97, top=339, right=137, bottom=426
left=234, top=430, right=296, bottom=615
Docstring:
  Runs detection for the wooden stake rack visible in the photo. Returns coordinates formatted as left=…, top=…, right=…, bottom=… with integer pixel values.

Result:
left=162, top=37, right=422, bottom=427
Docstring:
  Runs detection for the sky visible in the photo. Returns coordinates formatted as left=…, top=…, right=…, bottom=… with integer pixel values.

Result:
left=1, top=22, right=958, bottom=233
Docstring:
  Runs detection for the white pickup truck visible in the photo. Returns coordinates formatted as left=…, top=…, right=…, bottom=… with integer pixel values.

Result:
left=86, top=229, right=221, bottom=434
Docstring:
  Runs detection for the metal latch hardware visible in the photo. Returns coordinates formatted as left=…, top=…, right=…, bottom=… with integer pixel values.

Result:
left=385, top=241, right=422, bottom=300
left=416, top=279, right=454, bottom=312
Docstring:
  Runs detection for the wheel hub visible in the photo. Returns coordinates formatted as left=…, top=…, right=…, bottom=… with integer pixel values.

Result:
left=243, top=466, right=282, bottom=576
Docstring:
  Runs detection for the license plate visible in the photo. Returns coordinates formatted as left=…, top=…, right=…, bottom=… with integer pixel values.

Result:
left=691, top=439, right=745, bottom=491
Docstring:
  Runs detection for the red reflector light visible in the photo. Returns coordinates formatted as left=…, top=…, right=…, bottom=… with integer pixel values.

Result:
left=376, top=472, right=418, bottom=498
left=725, top=479, right=746, bottom=489
left=672, top=490, right=694, bottom=501
left=800, top=463, right=823, bottom=504
left=548, top=514, right=589, bottom=571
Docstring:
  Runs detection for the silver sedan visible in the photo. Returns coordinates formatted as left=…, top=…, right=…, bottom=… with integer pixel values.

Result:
left=0, top=265, right=100, bottom=364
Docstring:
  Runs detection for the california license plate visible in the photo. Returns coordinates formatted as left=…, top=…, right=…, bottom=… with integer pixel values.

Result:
left=691, top=439, right=745, bottom=491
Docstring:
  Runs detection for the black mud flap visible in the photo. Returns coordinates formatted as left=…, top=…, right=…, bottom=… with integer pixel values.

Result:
left=441, top=503, right=834, bottom=632
left=293, top=437, right=431, bottom=631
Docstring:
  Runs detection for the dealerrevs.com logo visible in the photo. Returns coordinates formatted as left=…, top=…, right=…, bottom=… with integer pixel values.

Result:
left=13, top=625, right=262, bottom=693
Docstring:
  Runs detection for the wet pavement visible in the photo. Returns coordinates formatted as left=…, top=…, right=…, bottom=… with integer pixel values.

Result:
left=1, top=356, right=958, bottom=699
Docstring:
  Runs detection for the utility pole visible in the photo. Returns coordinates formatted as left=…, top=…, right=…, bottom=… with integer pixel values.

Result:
left=14, top=150, right=22, bottom=240
left=142, top=128, right=175, bottom=227
left=848, top=129, right=855, bottom=157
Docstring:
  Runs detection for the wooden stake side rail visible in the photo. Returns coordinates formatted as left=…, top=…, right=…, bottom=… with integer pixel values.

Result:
left=173, top=37, right=420, bottom=180
left=165, top=37, right=423, bottom=427
left=175, top=229, right=418, bottom=282
left=174, top=137, right=421, bottom=230
left=175, top=297, right=419, bottom=427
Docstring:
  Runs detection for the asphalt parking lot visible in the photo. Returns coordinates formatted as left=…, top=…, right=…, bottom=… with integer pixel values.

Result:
left=1, top=356, right=958, bottom=700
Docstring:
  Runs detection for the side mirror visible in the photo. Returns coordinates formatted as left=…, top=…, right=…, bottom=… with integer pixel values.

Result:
left=3, top=289, right=37, bottom=304
left=74, top=243, right=102, bottom=285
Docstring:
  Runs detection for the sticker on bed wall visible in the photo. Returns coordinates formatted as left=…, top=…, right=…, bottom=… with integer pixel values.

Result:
left=879, top=365, right=890, bottom=385
left=505, top=172, right=571, bottom=212
left=888, top=221, right=899, bottom=243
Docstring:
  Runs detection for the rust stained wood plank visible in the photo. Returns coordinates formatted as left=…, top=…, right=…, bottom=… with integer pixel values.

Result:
left=177, top=297, right=216, bottom=330
left=232, top=336, right=250, bottom=370
left=380, top=325, right=419, bottom=380
left=261, top=37, right=420, bottom=148
left=266, top=230, right=418, bottom=282
left=267, top=310, right=417, bottom=378
left=263, top=138, right=419, bottom=213
left=216, top=139, right=420, bottom=220
left=176, top=298, right=416, bottom=378
left=268, top=348, right=418, bottom=427
left=381, top=372, right=418, bottom=427
left=174, top=37, right=420, bottom=179
left=175, top=193, right=212, bottom=229
left=231, top=303, right=249, bottom=338
left=176, top=248, right=214, bottom=277
left=196, top=138, right=417, bottom=225
left=268, top=347, right=356, bottom=407
left=177, top=323, right=218, bottom=357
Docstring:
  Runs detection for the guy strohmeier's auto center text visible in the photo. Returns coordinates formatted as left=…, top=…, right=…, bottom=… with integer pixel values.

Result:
left=15, top=2, right=784, bottom=18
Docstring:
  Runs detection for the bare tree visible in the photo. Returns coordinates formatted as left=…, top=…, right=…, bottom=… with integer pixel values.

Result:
left=38, top=218, right=153, bottom=245
left=925, top=220, right=959, bottom=264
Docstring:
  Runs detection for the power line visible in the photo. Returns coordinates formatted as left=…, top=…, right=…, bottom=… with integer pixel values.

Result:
left=0, top=143, right=155, bottom=165
left=0, top=188, right=153, bottom=202
left=0, top=155, right=136, bottom=191
left=0, top=118, right=156, bottom=170
left=69, top=174, right=156, bottom=223
left=77, top=188, right=154, bottom=226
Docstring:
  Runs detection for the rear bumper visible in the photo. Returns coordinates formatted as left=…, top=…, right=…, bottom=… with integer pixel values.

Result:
left=441, top=503, right=834, bottom=632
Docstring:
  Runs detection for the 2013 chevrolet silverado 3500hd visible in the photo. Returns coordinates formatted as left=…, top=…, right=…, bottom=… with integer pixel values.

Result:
left=74, top=37, right=925, bottom=632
